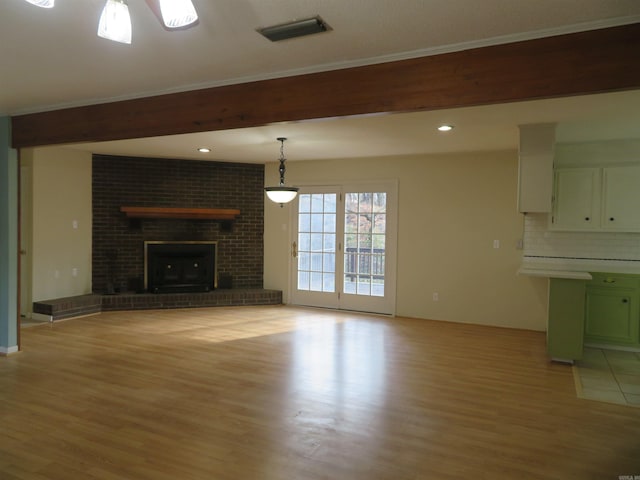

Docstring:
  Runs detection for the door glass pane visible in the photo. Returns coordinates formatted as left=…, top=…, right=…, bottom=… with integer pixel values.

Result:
left=296, top=193, right=337, bottom=293
left=344, top=192, right=387, bottom=297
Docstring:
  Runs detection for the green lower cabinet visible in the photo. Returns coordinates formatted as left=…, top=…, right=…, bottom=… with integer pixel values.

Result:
left=547, top=278, right=585, bottom=363
left=584, top=274, right=640, bottom=347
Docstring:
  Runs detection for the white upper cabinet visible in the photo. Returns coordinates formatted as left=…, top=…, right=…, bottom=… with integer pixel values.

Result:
left=551, top=164, right=640, bottom=232
left=517, top=124, right=555, bottom=213
left=602, top=165, right=640, bottom=231
left=551, top=168, right=601, bottom=230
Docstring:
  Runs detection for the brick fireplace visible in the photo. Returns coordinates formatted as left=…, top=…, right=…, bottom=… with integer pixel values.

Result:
left=92, top=155, right=265, bottom=294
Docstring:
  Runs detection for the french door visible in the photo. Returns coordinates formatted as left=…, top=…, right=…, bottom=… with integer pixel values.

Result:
left=290, top=182, right=397, bottom=315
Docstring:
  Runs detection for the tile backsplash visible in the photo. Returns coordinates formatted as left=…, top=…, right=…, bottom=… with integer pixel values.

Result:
left=523, top=213, right=640, bottom=261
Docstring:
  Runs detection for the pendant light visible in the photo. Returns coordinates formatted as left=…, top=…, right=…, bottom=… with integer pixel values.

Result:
left=98, top=0, right=132, bottom=45
left=265, top=138, right=299, bottom=207
left=24, top=0, right=54, bottom=7
left=158, top=0, right=199, bottom=29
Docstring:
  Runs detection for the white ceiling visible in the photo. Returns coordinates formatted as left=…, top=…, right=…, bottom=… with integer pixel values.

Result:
left=3, top=0, right=640, bottom=162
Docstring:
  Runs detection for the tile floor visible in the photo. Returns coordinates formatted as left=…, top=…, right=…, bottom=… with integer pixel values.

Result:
left=573, top=347, right=640, bottom=407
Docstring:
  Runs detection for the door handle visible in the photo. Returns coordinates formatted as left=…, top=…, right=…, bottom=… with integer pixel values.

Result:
left=292, top=241, right=297, bottom=258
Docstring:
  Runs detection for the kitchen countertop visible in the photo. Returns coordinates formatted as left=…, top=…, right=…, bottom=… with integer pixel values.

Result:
left=518, top=257, right=640, bottom=279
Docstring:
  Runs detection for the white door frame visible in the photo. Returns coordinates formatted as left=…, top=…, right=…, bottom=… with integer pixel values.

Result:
left=289, top=180, right=397, bottom=315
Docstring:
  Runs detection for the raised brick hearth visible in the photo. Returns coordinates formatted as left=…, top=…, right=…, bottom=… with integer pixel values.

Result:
left=34, top=289, right=283, bottom=321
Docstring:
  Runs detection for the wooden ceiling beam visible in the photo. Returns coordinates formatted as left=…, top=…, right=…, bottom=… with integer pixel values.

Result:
left=11, top=23, right=640, bottom=149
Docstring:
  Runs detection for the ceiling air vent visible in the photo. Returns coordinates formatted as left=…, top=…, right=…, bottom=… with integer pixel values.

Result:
left=257, top=16, right=331, bottom=42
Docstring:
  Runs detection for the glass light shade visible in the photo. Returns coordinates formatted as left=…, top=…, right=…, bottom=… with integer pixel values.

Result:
left=265, top=187, right=299, bottom=205
left=158, top=0, right=198, bottom=28
left=98, top=0, right=132, bottom=44
left=24, top=0, right=54, bottom=7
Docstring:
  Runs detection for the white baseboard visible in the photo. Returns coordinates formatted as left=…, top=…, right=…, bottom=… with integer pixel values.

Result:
left=0, top=345, right=19, bottom=355
left=31, top=312, right=53, bottom=322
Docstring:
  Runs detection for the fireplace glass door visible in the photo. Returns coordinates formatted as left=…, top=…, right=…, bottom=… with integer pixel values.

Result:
left=290, top=182, right=397, bottom=315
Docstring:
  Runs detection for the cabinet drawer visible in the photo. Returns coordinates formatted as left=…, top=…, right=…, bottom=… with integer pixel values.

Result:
left=588, top=273, right=640, bottom=290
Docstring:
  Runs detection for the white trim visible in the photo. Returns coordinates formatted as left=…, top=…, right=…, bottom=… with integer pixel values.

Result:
left=0, top=345, right=19, bottom=355
left=12, top=17, right=640, bottom=116
left=31, top=312, right=53, bottom=323
left=290, top=180, right=398, bottom=315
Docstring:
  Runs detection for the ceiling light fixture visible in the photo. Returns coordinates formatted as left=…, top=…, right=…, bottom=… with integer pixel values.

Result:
left=98, top=0, right=132, bottom=44
left=258, top=16, right=331, bottom=42
left=157, top=0, right=199, bottom=28
left=265, top=138, right=299, bottom=207
left=197, top=147, right=211, bottom=153
left=24, top=0, right=198, bottom=44
left=24, top=0, right=54, bottom=7
left=438, top=125, right=454, bottom=132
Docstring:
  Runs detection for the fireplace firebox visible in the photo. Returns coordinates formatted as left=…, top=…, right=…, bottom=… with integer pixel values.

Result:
left=144, top=241, right=217, bottom=293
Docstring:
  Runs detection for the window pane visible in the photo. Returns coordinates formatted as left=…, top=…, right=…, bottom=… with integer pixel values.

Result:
left=323, top=253, right=335, bottom=273
left=311, top=194, right=324, bottom=213
left=357, top=277, right=371, bottom=295
left=310, top=213, right=324, bottom=232
left=323, top=234, right=336, bottom=252
left=298, top=252, right=310, bottom=271
left=323, top=213, right=336, bottom=233
left=345, top=214, right=357, bottom=233
left=344, top=274, right=356, bottom=294
left=298, top=233, right=311, bottom=251
left=298, top=271, right=310, bottom=290
left=359, top=193, right=372, bottom=212
left=373, top=213, right=386, bottom=234
left=323, top=273, right=335, bottom=292
left=310, top=233, right=323, bottom=251
left=298, top=213, right=311, bottom=233
left=358, top=214, right=372, bottom=234
left=359, top=254, right=371, bottom=275
left=358, top=234, right=372, bottom=250
left=310, top=272, right=323, bottom=291
left=372, top=234, right=385, bottom=250
left=372, top=277, right=384, bottom=297
left=324, top=194, right=336, bottom=212
left=299, top=194, right=311, bottom=213
left=311, top=253, right=323, bottom=271
left=345, top=193, right=358, bottom=212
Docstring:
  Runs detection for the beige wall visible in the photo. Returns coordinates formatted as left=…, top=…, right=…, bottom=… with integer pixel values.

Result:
left=22, top=146, right=548, bottom=330
left=264, top=150, right=548, bottom=331
left=27, top=147, right=92, bottom=302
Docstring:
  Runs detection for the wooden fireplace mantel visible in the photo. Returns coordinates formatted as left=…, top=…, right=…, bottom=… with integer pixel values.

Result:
left=120, top=206, right=241, bottom=220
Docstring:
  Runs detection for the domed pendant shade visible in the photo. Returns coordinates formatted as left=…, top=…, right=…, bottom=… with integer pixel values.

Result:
left=265, top=138, right=299, bottom=207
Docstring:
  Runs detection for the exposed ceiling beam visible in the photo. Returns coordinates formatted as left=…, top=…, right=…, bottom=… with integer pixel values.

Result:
left=11, top=23, right=640, bottom=149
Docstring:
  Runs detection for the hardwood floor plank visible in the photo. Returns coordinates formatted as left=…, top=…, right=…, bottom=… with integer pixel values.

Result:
left=2, top=306, right=640, bottom=479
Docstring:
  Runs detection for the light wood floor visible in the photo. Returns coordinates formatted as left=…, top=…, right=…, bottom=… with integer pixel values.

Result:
left=2, top=306, right=640, bottom=479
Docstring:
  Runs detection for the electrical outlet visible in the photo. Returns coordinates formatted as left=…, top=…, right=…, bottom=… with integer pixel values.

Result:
left=493, top=239, right=500, bottom=249
left=72, top=268, right=78, bottom=277
left=72, top=220, right=78, bottom=229
left=433, top=292, right=439, bottom=301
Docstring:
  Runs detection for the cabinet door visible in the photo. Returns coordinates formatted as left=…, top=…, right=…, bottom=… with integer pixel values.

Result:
left=602, top=165, right=640, bottom=232
left=551, top=168, right=600, bottom=231
left=547, top=278, right=585, bottom=362
left=585, top=287, right=639, bottom=346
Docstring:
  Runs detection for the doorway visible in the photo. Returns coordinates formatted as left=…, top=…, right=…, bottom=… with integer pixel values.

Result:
left=290, top=182, right=397, bottom=315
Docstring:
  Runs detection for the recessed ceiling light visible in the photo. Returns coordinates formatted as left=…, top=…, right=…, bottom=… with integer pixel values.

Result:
left=197, top=147, right=211, bottom=153
left=438, top=125, right=454, bottom=132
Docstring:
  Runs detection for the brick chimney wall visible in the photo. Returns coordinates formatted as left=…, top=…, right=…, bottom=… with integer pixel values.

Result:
left=92, top=155, right=264, bottom=293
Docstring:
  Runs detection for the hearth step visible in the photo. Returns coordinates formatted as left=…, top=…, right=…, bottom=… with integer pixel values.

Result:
left=32, top=289, right=283, bottom=321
